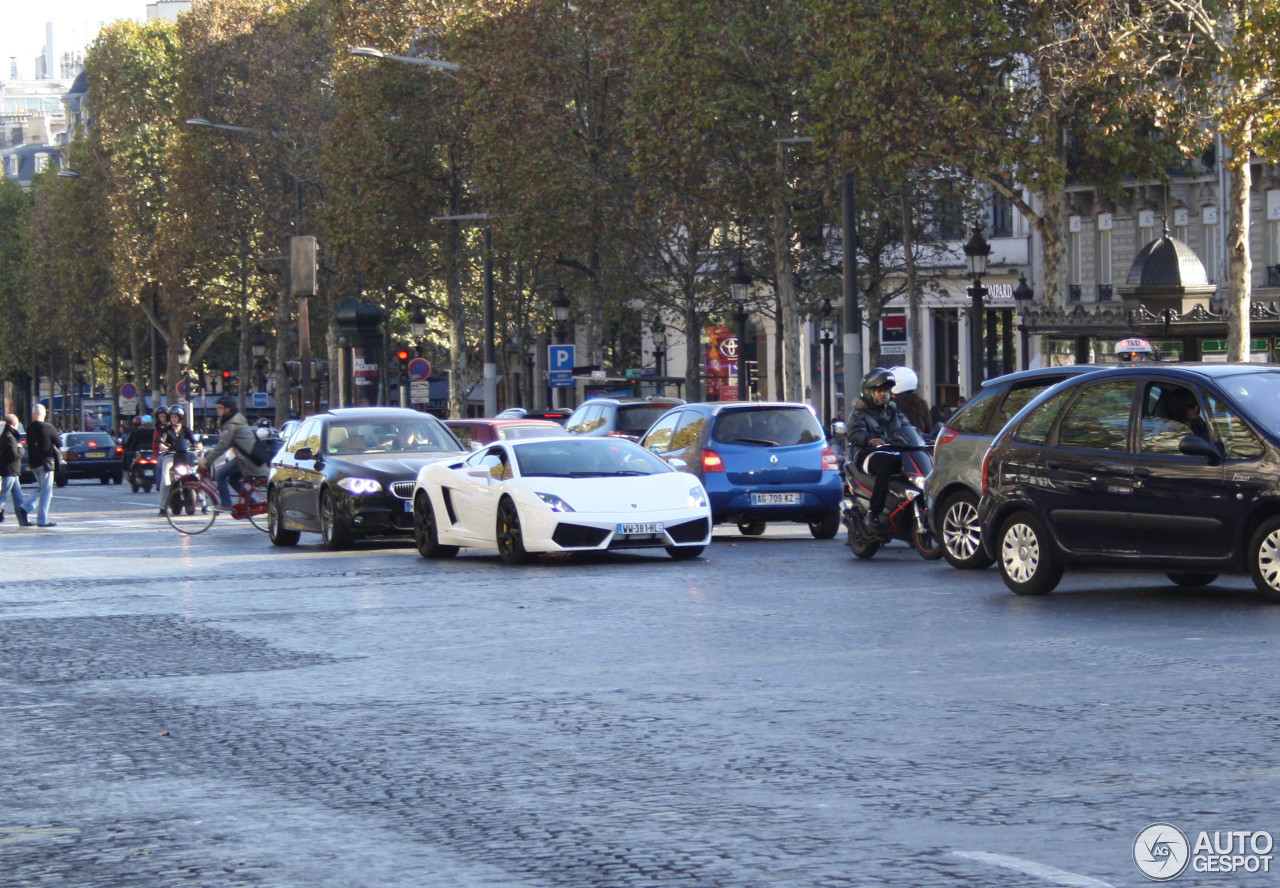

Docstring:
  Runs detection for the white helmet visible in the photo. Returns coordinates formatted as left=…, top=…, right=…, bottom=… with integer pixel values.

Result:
left=889, top=366, right=918, bottom=394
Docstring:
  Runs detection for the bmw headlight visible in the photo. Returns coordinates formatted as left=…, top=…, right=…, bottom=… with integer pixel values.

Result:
left=536, top=492, right=575, bottom=512
left=688, top=485, right=707, bottom=509
left=337, top=477, right=382, bottom=495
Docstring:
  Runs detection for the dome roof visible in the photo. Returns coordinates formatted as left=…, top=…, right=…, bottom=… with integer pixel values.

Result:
left=1125, top=224, right=1210, bottom=290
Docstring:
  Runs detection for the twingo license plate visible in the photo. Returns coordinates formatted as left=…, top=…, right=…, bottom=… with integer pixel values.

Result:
left=617, top=522, right=663, bottom=535
left=751, top=491, right=802, bottom=506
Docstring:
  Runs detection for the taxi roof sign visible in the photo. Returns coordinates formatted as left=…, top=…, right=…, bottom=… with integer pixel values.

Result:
left=1116, top=337, right=1154, bottom=352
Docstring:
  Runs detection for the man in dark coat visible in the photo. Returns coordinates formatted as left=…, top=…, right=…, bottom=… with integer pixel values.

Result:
left=849, top=368, right=914, bottom=530
left=1, top=414, right=30, bottom=525
left=21, top=404, right=61, bottom=527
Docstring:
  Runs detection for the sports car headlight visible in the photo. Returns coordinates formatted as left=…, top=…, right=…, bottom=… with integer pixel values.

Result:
left=536, top=492, right=575, bottom=512
left=337, top=477, right=382, bottom=495
left=687, top=485, right=707, bottom=509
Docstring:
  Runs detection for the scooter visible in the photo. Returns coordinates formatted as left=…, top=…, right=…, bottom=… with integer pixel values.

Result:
left=842, top=426, right=943, bottom=560
left=129, top=449, right=157, bottom=494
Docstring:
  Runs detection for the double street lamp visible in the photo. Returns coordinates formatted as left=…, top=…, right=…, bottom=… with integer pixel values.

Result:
left=963, top=226, right=992, bottom=393
left=1013, top=273, right=1035, bottom=371
left=550, top=285, right=571, bottom=409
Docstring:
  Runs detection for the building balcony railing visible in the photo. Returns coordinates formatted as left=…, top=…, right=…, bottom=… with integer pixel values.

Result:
left=1267, top=265, right=1280, bottom=288
left=1068, top=284, right=1082, bottom=302
left=1097, top=283, right=1114, bottom=301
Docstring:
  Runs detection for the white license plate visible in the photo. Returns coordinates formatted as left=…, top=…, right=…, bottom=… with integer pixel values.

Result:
left=617, top=522, right=663, bottom=535
left=404, top=500, right=413, bottom=513
left=86, top=451, right=106, bottom=458
left=751, top=492, right=802, bottom=506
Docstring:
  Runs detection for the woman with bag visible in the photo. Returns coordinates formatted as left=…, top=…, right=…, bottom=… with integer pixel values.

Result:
left=157, top=411, right=197, bottom=515
left=21, top=404, right=61, bottom=527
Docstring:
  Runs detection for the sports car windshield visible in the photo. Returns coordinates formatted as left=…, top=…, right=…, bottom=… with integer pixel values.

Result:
left=514, top=439, right=671, bottom=478
left=326, top=420, right=462, bottom=455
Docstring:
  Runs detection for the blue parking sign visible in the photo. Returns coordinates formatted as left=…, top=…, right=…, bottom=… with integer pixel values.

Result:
left=548, top=344, right=575, bottom=372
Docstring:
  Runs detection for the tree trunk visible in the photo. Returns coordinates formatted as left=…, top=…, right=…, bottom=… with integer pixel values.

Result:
left=773, top=155, right=801, bottom=400
left=1225, top=132, right=1253, bottom=363
left=446, top=224, right=467, bottom=420
left=684, top=302, right=702, bottom=402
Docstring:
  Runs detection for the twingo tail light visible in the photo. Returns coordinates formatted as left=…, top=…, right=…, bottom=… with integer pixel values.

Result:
left=701, top=449, right=725, bottom=472
left=821, top=446, right=839, bottom=471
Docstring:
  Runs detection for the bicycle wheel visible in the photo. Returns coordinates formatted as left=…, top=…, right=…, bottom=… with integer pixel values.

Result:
left=166, top=483, right=216, bottom=535
left=244, top=480, right=270, bottom=532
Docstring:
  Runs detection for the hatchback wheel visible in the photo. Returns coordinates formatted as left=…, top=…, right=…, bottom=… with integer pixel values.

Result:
left=808, top=511, right=840, bottom=540
left=737, top=519, right=766, bottom=536
left=940, top=491, right=993, bottom=569
left=1248, top=516, right=1280, bottom=602
left=997, top=512, right=1063, bottom=596
left=1166, top=572, right=1218, bottom=588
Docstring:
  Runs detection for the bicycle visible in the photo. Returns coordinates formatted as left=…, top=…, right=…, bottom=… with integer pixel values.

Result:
left=164, top=463, right=269, bottom=535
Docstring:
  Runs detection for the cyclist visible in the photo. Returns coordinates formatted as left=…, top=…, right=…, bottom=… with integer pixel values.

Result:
left=197, top=396, right=267, bottom=510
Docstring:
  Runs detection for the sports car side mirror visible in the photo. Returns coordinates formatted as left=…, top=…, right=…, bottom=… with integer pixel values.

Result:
left=295, top=446, right=314, bottom=460
left=665, top=458, right=688, bottom=471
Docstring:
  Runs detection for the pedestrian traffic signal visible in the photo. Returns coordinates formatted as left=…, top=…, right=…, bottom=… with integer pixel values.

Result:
left=397, top=349, right=411, bottom=386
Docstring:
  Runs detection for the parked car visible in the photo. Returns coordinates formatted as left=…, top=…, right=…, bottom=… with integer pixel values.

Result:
left=411, top=436, right=711, bottom=563
left=267, top=407, right=466, bottom=550
left=978, top=363, right=1280, bottom=600
left=58, top=431, right=125, bottom=486
left=494, top=407, right=572, bottom=426
left=639, top=401, right=843, bottom=538
left=445, top=418, right=569, bottom=449
left=564, top=397, right=685, bottom=442
left=925, top=365, right=1101, bottom=569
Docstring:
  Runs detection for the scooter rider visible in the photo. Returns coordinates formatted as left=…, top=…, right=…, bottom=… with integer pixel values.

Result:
left=849, top=368, right=913, bottom=531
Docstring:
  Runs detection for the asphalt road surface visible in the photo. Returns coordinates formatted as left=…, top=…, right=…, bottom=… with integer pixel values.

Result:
left=2, top=480, right=1277, bottom=887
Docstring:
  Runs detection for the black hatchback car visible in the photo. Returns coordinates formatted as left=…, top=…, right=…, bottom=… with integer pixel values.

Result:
left=978, top=364, right=1280, bottom=600
left=267, top=408, right=466, bottom=550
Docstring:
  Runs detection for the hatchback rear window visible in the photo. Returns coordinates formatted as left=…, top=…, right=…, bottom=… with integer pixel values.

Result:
left=947, top=386, right=1001, bottom=434
left=616, top=405, right=672, bottom=435
left=712, top=408, right=823, bottom=446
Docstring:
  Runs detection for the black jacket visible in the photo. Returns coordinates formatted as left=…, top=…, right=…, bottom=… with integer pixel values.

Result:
left=0, top=425, right=22, bottom=477
left=25, top=420, right=61, bottom=466
left=849, top=397, right=913, bottom=453
left=895, top=391, right=933, bottom=436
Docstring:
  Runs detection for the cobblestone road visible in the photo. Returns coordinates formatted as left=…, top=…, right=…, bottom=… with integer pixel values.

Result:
left=2, top=483, right=1278, bottom=887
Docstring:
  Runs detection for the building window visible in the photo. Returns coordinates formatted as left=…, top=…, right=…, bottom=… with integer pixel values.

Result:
left=7, top=155, right=17, bottom=177
left=1097, top=226, right=1112, bottom=286
left=34, top=153, right=49, bottom=174
left=1269, top=219, right=1280, bottom=268
left=1203, top=207, right=1219, bottom=283
left=989, top=193, right=1013, bottom=238
left=1138, top=209, right=1155, bottom=246
left=1069, top=229, right=1082, bottom=286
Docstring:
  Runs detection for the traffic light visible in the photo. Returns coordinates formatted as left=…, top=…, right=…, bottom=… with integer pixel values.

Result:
left=397, top=349, right=411, bottom=386
left=221, top=369, right=237, bottom=395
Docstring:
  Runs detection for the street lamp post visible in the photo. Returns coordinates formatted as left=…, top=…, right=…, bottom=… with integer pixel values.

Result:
left=177, top=341, right=194, bottom=427
left=819, top=298, right=835, bottom=431
left=73, top=353, right=86, bottom=430
left=1012, top=272, right=1035, bottom=372
left=730, top=261, right=752, bottom=401
left=551, top=285, right=571, bottom=409
left=962, top=226, right=992, bottom=394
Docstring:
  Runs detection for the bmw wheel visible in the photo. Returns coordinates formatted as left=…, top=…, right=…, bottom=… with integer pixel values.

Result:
left=997, top=511, right=1063, bottom=596
left=414, top=491, right=459, bottom=559
left=496, top=497, right=535, bottom=565
left=940, top=491, right=994, bottom=569
left=1248, top=516, right=1280, bottom=603
left=319, top=490, right=351, bottom=551
left=268, top=489, right=300, bottom=547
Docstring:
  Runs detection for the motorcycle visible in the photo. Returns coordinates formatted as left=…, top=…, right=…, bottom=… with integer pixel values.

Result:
left=841, top=426, right=943, bottom=560
left=129, top=449, right=157, bottom=494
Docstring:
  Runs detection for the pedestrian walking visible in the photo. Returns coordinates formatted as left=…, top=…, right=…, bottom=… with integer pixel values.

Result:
left=21, top=404, right=61, bottom=527
left=1, top=414, right=30, bottom=525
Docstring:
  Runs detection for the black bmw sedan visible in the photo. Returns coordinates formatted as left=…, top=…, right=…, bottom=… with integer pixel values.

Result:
left=978, top=363, right=1280, bottom=600
left=267, top=407, right=465, bottom=550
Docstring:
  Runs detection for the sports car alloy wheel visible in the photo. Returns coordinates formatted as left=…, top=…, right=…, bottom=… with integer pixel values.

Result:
left=414, top=491, right=458, bottom=559
left=997, top=512, right=1062, bottom=596
left=496, top=497, right=535, bottom=565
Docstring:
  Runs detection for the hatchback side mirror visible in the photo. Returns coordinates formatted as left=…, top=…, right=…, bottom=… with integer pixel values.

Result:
left=1178, top=434, right=1225, bottom=465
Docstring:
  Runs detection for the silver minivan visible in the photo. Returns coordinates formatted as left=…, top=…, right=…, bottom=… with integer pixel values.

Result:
left=925, top=366, right=1098, bottom=568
